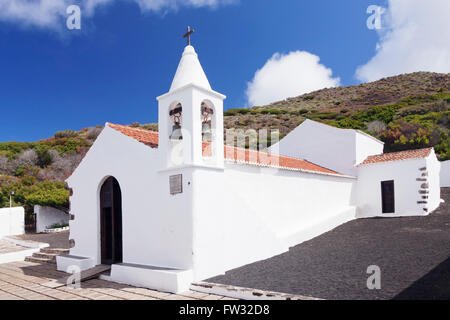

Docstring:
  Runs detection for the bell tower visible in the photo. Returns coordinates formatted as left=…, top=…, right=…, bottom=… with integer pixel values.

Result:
left=157, top=28, right=226, bottom=170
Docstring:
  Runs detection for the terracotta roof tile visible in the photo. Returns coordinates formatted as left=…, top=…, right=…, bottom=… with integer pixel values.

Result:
left=107, top=123, right=159, bottom=148
left=221, top=145, right=339, bottom=175
left=359, top=147, right=433, bottom=166
left=107, top=123, right=344, bottom=176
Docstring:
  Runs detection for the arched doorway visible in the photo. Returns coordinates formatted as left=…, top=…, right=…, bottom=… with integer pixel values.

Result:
left=100, top=177, right=123, bottom=265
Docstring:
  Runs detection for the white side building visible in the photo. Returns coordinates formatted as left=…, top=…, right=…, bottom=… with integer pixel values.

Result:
left=356, top=148, right=441, bottom=217
left=269, top=119, right=384, bottom=176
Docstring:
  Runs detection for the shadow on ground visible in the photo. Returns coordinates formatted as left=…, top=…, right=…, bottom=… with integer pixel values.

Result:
left=394, top=256, right=450, bottom=300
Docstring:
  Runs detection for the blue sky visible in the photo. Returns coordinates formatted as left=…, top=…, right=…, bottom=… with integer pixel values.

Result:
left=1, top=0, right=449, bottom=142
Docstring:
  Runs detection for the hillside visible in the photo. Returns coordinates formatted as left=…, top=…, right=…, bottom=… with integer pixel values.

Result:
left=223, top=72, right=449, bottom=158
left=0, top=72, right=449, bottom=212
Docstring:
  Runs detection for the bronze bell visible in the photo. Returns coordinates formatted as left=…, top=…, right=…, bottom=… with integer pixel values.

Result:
left=170, top=123, right=183, bottom=140
left=202, top=123, right=212, bottom=141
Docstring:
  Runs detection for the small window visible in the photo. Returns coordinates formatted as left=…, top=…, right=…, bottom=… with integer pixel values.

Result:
left=381, top=180, right=395, bottom=213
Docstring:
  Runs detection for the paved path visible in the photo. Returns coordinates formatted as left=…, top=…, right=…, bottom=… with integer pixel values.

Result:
left=208, top=188, right=450, bottom=300
left=10, top=231, right=69, bottom=249
left=0, top=240, right=27, bottom=255
left=0, top=261, right=236, bottom=300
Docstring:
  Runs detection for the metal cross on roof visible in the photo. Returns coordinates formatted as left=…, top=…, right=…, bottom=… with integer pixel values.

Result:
left=183, top=26, right=194, bottom=46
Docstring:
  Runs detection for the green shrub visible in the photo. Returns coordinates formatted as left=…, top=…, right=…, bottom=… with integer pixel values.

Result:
left=0, top=178, right=69, bottom=214
left=0, top=142, right=35, bottom=159
left=21, top=175, right=36, bottom=186
left=224, top=109, right=240, bottom=116
left=35, top=146, right=53, bottom=168
left=54, top=130, right=77, bottom=139
left=308, top=112, right=340, bottom=120
left=48, top=222, right=69, bottom=229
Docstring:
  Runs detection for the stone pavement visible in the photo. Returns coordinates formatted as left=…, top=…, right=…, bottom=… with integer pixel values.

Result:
left=0, top=260, right=237, bottom=300
left=0, top=240, right=28, bottom=255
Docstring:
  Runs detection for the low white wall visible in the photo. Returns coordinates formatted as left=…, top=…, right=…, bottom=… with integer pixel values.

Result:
left=34, top=205, right=69, bottom=233
left=441, top=160, right=450, bottom=187
left=191, top=164, right=357, bottom=281
left=0, top=207, right=25, bottom=238
left=0, top=248, right=40, bottom=264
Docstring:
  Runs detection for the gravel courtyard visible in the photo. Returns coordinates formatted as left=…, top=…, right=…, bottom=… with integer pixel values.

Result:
left=208, top=188, right=450, bottom=300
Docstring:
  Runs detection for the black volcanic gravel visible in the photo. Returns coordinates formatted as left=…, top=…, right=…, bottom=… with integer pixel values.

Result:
left=207, top=188, right=450, bottom=300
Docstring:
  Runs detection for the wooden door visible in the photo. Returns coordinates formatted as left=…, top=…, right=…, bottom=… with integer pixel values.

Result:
left=381, top=180, right=395, bottom=214
left=100, top=177, right=123, bottom=265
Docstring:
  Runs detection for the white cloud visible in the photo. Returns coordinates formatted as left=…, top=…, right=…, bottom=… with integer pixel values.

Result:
left=356, top=0, right=450, bottom=82
left=0, top=0, right=234, bottom=30
left=0, top=0, right=69, bottom=29
left=131, top=0, right=236, bottom=12
left=246, top=51, right=340, bottom=107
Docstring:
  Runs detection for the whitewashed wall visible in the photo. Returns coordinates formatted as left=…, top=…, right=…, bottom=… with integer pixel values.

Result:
left=190, top=164, right=357, bottom=281
left=269, top=120, right=384, bottom=176
left=66, top=125, right=359, bottom=284
left=34, top=205, right=69, bottom=233
left=427, top=151, right=442, bottom=212
left=66, top=126, right=194, bottom=270
left=356, top=150, right=440, bottom=217
left=0, top=207, right=25, bottom=238
left=355, top=130, right=385, bottom=165
left=441, top=160, right=450, bottom=187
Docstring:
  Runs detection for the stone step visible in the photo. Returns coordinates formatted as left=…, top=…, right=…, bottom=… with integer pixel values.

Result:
left=32, top=252, right=58, bottom=261
left=40, top=248, right=69, bottom=255
left=25, top=256, right=55, bottom=264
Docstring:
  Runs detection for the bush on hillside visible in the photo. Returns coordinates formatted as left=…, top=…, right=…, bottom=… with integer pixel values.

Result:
left=54, top=130, right=77, bottom=139
left=0, top=178, right=69, bottom=214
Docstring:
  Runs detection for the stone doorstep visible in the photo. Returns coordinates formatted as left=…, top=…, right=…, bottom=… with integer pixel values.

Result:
left=32, top=252, right=59, bottom=261
left=23, top=247, right=70, bottom=265
left=190, top=282, right=322, bottom=301
left=25, top=256, right=55, bottom=264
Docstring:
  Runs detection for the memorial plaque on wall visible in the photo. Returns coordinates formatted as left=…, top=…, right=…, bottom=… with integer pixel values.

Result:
left=169, top=174, right=183, bottom=195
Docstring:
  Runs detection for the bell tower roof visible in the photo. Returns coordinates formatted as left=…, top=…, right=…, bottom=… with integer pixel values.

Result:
left=169, top=45, right=212, bottom=92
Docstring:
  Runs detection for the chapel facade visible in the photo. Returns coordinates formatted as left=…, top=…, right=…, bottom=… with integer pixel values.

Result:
left=57, top=42, right=442, bottom=293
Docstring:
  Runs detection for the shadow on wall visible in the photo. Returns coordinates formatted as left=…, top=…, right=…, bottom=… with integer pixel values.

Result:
left=393, top=256, right=450, bottom=300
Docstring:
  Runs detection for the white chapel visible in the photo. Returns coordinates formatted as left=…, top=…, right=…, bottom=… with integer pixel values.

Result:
left=57, top=39, right=442, bottom=293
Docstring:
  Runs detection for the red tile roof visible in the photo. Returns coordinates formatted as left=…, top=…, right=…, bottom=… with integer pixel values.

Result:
left=359, top=147, right=433, bottom=166
left=107, top=123, right=159, bottom=148
left=107, top=123, right=344, bottom=176
left=222, top=145, right=340, bottom=175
